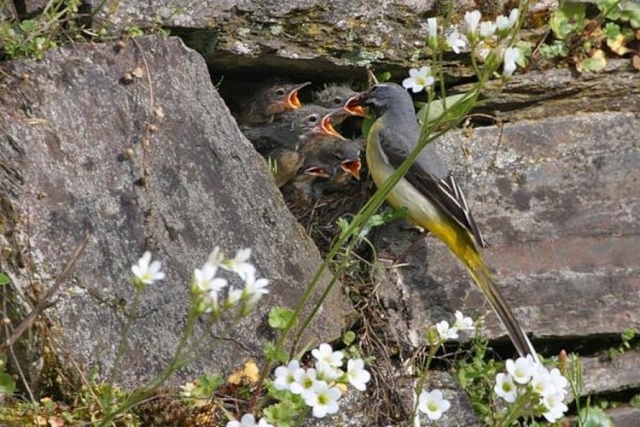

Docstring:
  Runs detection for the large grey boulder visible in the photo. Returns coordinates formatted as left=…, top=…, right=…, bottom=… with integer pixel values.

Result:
left=0, top=35, right=350, bottom=390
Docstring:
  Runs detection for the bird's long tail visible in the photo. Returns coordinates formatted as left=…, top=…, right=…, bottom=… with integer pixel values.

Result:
left=465, top=252, right=539, bottom=362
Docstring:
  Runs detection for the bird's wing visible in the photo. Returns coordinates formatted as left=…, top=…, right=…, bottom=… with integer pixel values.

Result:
left=377, top=125, right=488, bottom=249
left=243, top=122, right=298, bottom=156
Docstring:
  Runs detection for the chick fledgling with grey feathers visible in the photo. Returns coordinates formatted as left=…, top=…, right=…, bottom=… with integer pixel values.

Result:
left=242, top=105, right=345, bottom=187
left=235, top=81, right=310, bottom=127
left=290, top=136, right=362, bottom=201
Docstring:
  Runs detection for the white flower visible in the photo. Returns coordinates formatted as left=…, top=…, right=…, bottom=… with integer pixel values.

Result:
left=227, top=248, right=256, bottom=280
left=464, top=10, right=481, bottom=35
left=531, top=368, right=556, bottom=397
left=506, top=355, right=536, bottom=385
left=273, top=360, right=303, bottom=392
left=304, top=381, right=342, bottom=418
left=426, top=17, right=438, bottom=38
left=548, top=368, right=569, bottom=395
left=226, top=413, right=272, bottom=427
left=495, top=15, right=510, bottom=32
left=436, top=320, right=459, bottom=341
left=193, top=265, right=227, bottom=292
left=206, top=246, right=225, bottom=267
left=541, top=392, right=568, bottom=423
left=131, top=251, right=165, bottom=286
left=503, top=46, right=521, bottom=77
left=180, top=381, right=198, bottom=398
left=508, top=9, right=520, bottom=27
left=347, top=358, right=371, bottom=391
left=402, top=66, right=435, bottom=94
left=312, top=343, right=344, bottom=368
left=243, top=271, right=270, bottom=306
left=417, top=389, right=451, bottom=421
left=315, top=361, right=343, bottom=382
left=494, top=373, right=518, bottom=403
left=453, top=310, right=474, bottom=331
left=496, top=9, right=518, bottom=33
left=290, top=368, right=319, bottom=397
left=227, top=287, right=243, bottom=306
left=479, top=21, right=497, bottom=38
left=192, top=264, right=228, bottom=312
left=446, top=28, right=466, bottom=54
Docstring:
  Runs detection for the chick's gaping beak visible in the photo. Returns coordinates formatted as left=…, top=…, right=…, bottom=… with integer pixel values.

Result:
left=320, top=114, right=347, bottom=140
left=341, top=158, right=362, bottom=180
left=343, top=94, right=368, bottom=117
left=285, top=82, right=311, bottom=109
left=304, top=166, right=331, bottom=178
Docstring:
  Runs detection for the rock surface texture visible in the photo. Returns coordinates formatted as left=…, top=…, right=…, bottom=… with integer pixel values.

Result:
left=0, top=35, right=349, bottom=391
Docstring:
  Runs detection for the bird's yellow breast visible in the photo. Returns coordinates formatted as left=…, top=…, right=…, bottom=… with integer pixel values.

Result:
left=366, top=133, right=469, bottom=255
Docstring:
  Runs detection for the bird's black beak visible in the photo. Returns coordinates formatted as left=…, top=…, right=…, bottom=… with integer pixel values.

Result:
left=343, top=94, right=368, bottom=118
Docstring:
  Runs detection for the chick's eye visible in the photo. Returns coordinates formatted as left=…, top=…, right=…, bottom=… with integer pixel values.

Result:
left=307, top=114, right=319, bottom=124
left=275, top=88, right=286, bottom=96
left=333, top=97, right=342, bottom=105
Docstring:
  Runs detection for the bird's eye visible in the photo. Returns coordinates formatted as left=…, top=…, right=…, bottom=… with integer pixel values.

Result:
left=275, top=88, right=286, bottom=96
left=333, top=97, right=342, bottom=105
left=307, top=114, right=319, bottom=124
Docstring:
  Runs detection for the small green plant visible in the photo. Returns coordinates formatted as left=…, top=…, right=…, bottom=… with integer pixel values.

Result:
left=538, top=0, right=640, bottom=71
left=0, top=273, right=16, bottom=398
left=0, top=0, right=172, bottom=61
left=0, top=0, right=86, bottom=60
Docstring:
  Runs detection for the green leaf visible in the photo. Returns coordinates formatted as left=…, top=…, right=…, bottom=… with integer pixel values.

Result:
left=126, top=26, right=145, bottom=37
left=263, top=401, right=300, bottom=427
left=268, top=307, right=296, bottom=330
left=377, top=71, right=392, bottom=83
left=342, top=330, right=356, bottom=346
left=18, top=19, right=39, bottom=33
left=603, top=22, right=622, bottom=39
left=198, top=373, right=224, bottom=394
left=580, top=406, right=614, bottom=427
left=579, top=50, right=607, bottom=73
left=0, top=373, right=16, bottom=395
left=597, top=0, right=622, bottom=20
left=539, top=40, right=570, bottom=59
left=515, top=41, right=534, bottom=67
left=0, top=273, right=9, bottom=285
left=361, top=114, right=375, bottom=140
left=337, top=217, right=351, bottom=236
left=416, top=93, right=472, bottom=125
left=621, top=1, right=640, bottom=28
left=264, top=342, right=289, bottom=363
left=621, top=328, right=636, bottom=345
left=550, top=3, right=587, bottom=40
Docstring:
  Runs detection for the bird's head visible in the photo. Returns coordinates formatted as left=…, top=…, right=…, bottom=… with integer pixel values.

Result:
left=314, top=84, right=359, bottom=109
left=285, top=105, right=346, bottom=142
left=263, top=81, right=310, bottom=115
left=362, top=83, right=409, bottom=114
left=344, top=82, right=413, bottom=118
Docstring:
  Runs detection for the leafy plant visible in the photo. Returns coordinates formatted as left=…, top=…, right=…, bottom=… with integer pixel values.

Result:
left=538, top=0, right=639, bottom=71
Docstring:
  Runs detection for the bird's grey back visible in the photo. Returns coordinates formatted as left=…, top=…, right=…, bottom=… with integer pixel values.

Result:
left=375, top=84, right=449, bottom=180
